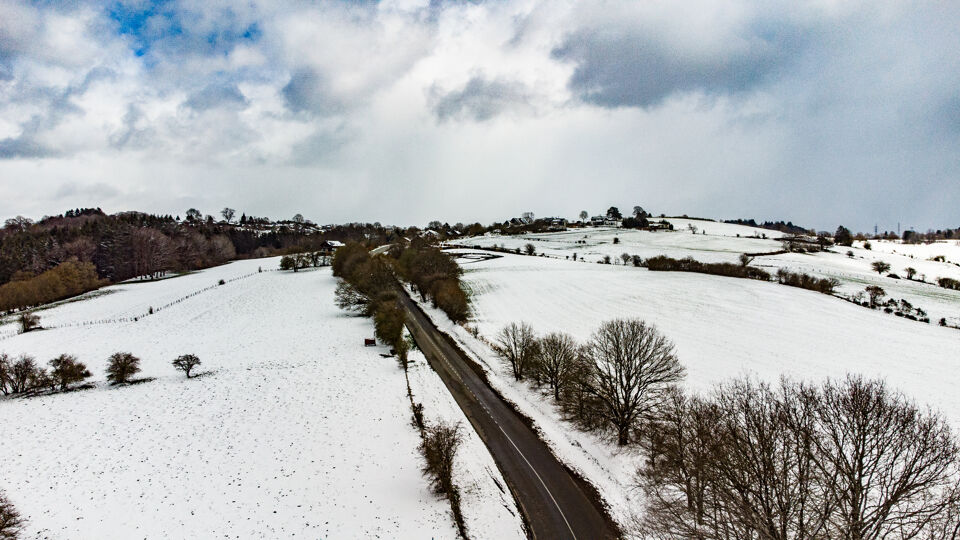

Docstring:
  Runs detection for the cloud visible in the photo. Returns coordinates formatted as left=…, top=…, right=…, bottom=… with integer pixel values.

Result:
left=282, top=68, right=339, bottom=115
left=429, top=76, right=532, bottom=121
left=183, top=81, right=248, bottom=111
left=552, top=5, right=807, bottom=109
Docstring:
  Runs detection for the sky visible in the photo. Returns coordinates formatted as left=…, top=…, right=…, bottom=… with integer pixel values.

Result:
left=0, top=0, right=957, bottom=232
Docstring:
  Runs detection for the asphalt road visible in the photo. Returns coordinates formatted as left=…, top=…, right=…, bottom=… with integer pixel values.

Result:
left=398, top=291, right=619, bottom=540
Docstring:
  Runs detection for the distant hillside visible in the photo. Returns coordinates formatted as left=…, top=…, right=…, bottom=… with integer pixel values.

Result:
left=0, top=208, right=400, bottom=311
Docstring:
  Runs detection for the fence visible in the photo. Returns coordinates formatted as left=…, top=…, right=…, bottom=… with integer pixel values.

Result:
left=0, top=268, right=279, bottom=341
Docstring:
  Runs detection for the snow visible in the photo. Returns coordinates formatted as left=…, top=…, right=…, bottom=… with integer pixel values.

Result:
left=0, top=257, right=523, bottom=539
left=449, top=222, right=960, bottom=325
left=415, top=234, right=960, bottom=536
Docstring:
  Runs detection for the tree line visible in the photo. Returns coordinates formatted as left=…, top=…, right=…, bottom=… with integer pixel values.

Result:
left=490, top=318, right=960, bottom=538
left=0, top=208, right=405, bottom=313
left=0, top=351, right=203, bottom=396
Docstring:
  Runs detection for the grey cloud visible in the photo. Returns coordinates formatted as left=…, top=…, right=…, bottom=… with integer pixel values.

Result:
left=0, top=135, right=55, bottom=159
left=430, top=76, right=531, bottom=122
left=183, top=81, right=248, bottom=111
left=282, top=69, right=341, bottom=115
left=0, top=115, right=58, bottom=159
left=553, top=21, right=804, bottom=109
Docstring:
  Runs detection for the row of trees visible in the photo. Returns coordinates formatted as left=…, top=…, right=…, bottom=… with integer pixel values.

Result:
left=640, top=377, right=960, bottom=539
left=491, top=319, right=960, bottom=537
left=279, top=251, right=331, bottom=272
left=495, top=318, right=685, bottom=446
left=0, top=352, right=202, bottom=396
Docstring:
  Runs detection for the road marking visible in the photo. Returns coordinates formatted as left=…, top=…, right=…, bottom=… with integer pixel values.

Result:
left=405, top=302, right=578, bottom=540
left=494, top=421, right=578, bottom=540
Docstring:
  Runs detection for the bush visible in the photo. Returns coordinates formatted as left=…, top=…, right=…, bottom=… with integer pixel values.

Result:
left=5, top=355, right=38, bottom=394
left=938, top=277, right=960, bottom=291
left=17, top=313, right=39, bottom=334
left=420, top=421, right=462, bottom=494
left=0, top=491, right=26, bottom=539
left=106, top=352, right=141, bottom=384
left=172, top=354, right=202, bottom=378
left=645, top=255, right=771, bottom=281
left=419, top=420, right=466, bottom=537
left=524, top=243, right=535, bottom=255
left=48, top=354, right=91, bottom=391
left=775, top=268, right=840, bottom=295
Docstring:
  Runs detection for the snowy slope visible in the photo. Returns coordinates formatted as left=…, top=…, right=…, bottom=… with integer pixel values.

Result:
left=415, top=248, right=960, bottom=536
left=0, top=258, right=523, bottom=539
left=449, top=222, right=960, bottom=325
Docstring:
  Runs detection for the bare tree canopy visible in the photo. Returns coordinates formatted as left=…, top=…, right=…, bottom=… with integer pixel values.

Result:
left=495, top=322, right=539, bottom=381
left=584, top=318, right=684, bottom=445
left=640, top=377, right=960, bottom=540
left=534, top=332, right=578, bottom=401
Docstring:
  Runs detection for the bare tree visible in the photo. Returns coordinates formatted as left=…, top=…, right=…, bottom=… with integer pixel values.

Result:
left=130, top=228, right=171, bottom=280
left=172, top=354, right=202, bottom=378
left=621, top=253, right=631, bottom=265
left=0, top=491, right=25, bottom=540
left=639, top=377, right=960, bottom=540
left=865, top=285, right=886, bottom=308
left=495, top=322, right=539, bottom=381
left=221, top=207, right=235, bottom=223
left=739, top=253, right=754, bottom=267
left=584, top=319, right=684, bottom=445
left=906, top=267, right=918, bottom=280
left=48, top=354, right=91, bottom=391
left=7, top=355, right=37, bottom=394
left=524, top=243, right=536, bottom=256
left=579, top=210, right=588, bottom=223
left=535, top=332, right=578, bottom=400
left=811, top=377, right=960, bottom=540
left=872, top=260, right=891, bottom=275
left=106, top=352, right=141, bottom=384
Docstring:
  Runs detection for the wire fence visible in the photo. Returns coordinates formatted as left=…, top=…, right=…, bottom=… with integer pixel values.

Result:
left=0, top=268, right=280, bottom=341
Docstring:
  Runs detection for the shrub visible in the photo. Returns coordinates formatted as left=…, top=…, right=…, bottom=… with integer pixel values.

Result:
left=48, top=354, right=91, bottom=391
left=524, top=243, right=535, bottom=256
left=420, top=421, right=463, bottom=496
left=938, top=277, right=960, bottom=291
left=646, top=255, right=771, bottom=282
left=6, top=355, right=38, bottom=394
left=106, top=352, right=141, bottom=384
left=172, top=354, right=202, bottom=378
left=419, top=420, right=466, bottom=537
left=775, top=268, right=840, bottom=294
left=871, top=260, right=891, bottom=274
left=0, top=354, right=9, bottom=396
left=17, top=313, right=39, bottom=334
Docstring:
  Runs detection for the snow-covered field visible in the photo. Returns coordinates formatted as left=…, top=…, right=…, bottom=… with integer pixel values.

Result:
left=428, top=228, right=960, bottom=536
left=450, top=219, right=960, bottom=325
left=0, top=258, right=522, bottom=539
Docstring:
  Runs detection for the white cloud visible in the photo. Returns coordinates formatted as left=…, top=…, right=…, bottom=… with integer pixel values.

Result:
left=0, top=0, right=957, bottom=232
